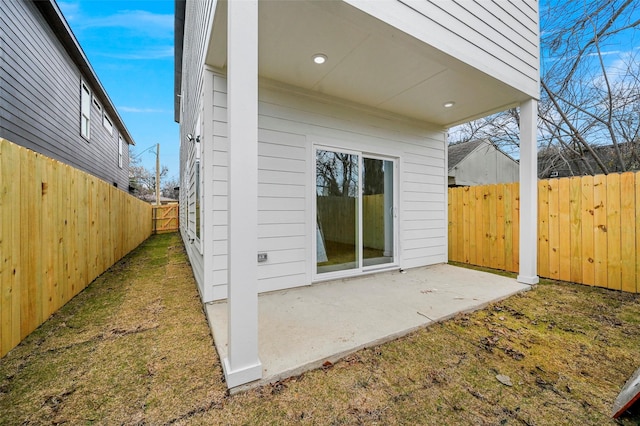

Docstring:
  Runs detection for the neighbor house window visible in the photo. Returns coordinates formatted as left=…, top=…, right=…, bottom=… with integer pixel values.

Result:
left=118, top=136, right=123, bottom=168
left=80, top=81, right=91, bottom=139
left=92, top=97, right=102, bottom=112
left=103, top=114, right=113, bottom=135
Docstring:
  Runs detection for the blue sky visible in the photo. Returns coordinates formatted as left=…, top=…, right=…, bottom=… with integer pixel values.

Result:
left=58, top=0, right=179, bottom=181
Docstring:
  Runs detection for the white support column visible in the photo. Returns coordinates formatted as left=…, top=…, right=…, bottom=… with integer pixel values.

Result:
left=223, top=0, right=262, bottom=388
left=517, top=99, right=540, bottom=285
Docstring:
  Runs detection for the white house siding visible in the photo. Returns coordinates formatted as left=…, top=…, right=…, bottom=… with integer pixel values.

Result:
left=201, top=73, right=447, bottom=301
left=402, top=148, right=447, bottom=269
left=179, top=0, right=213, bottom=138
left=178, top=0, right=214, bottom=298
left=346, top=0, right=539, bottom=99
left=208, top=74, right=230, bottom=300
left=451, top=144, right=520, bottom=186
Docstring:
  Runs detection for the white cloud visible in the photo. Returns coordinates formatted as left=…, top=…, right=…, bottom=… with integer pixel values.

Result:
left=58, top=1, right=79, bottom=21
left=59, top=6, right=174, bottom=61
left=119, top=106, right=167, bottom=113
left=78, top=10, right=173, bottom=37
left=586, top=50, right=624, bottom=58
left=543, top=49, right=626, bottom=64
left=58, top=5, right=172, bottom=39
left=103, top=46, right=174, bottom=60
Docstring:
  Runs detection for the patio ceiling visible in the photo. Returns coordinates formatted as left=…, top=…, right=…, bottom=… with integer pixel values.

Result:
left=206, top=0, right=532, bottom=128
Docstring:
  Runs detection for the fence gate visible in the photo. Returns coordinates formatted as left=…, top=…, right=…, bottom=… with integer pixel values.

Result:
left=153, top=204, right=179, bottom=233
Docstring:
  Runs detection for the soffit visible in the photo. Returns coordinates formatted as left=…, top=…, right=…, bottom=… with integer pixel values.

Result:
left=206, top=0, right=530, bottom=127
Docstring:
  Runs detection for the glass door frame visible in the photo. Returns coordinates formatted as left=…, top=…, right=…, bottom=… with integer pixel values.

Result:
left=312, top=145, right=399, bottom=282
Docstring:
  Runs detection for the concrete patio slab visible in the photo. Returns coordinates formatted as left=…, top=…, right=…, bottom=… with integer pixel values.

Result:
left=205, top=264, right=531, bottom=393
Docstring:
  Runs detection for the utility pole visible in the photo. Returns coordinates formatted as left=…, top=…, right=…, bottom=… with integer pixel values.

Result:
left=155, top=143, right=160, bottom=206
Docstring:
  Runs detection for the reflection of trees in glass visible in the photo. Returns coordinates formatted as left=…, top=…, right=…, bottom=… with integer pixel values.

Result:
left=316, top=150, right=358, bottom=196
left=363, top=158, right=384, bottom=195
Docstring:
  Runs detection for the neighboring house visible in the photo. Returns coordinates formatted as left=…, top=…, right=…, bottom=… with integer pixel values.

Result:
left=0, top=0, right=135, bottom=190
left=448, top=139, right=519, bottom=186
left=539, top=141, right=640, bottom=178
left=175, top=0, right=540, bottom=388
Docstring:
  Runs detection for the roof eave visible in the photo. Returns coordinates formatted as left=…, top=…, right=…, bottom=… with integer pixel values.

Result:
left=174, top=0, right=186, bottom=124
left=34, top=0, right=137, bottom=145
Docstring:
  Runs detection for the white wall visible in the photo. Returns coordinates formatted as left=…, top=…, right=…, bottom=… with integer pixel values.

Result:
left=178, top=0, right=540, bottom=303
left=346, top=0, right=539, bottom=99
left=178, top=0, right=215, bottom=299
left=200, top=72, right=447, bottom=301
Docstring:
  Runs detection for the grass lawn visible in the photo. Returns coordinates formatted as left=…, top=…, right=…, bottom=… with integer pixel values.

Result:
left=1, top=233, right=639, bottom=425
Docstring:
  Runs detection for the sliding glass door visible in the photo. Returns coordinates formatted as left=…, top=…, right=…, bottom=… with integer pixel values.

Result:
left=362, top=158, right=394, bottom=267
left=316, top=150, right=360, bottom=274
left=316, top=148, right=395, bottom=276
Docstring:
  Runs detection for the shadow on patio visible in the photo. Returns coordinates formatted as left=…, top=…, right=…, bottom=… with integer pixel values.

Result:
left=206, top=264, right=531, bottom=392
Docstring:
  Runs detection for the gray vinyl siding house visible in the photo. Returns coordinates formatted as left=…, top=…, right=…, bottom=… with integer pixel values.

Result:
left=0, top=0, right=135, bottom=190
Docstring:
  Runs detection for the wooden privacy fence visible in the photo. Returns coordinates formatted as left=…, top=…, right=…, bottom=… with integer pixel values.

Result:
left=448, top=183, right=520, bottom=274
left=448, top=172, right=640, bottom=294
left=153, top=204, right=179, bottom=233
left=317, top=194, right=386, bottom=249
left=0, top=138, right=153, bottom=357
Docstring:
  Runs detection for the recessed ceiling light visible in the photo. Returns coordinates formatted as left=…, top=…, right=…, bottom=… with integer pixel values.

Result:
left=443, top=101, right=455, bottom=108
left=312, top=54, right=327, bottom=64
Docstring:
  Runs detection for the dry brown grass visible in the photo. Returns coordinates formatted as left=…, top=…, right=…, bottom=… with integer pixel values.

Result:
left=1, top=233, right=639, bottom=425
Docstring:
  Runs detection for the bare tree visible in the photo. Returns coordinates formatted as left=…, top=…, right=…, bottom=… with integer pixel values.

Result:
left=449, top=108, right=521, bottom=152
left=316, top=150, right=358, bottom=197
left=450, top=0, right=640, bottom=177
left=129, top=154, right=169, bottom=199
left=161, top=177, right=180, bottom=199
